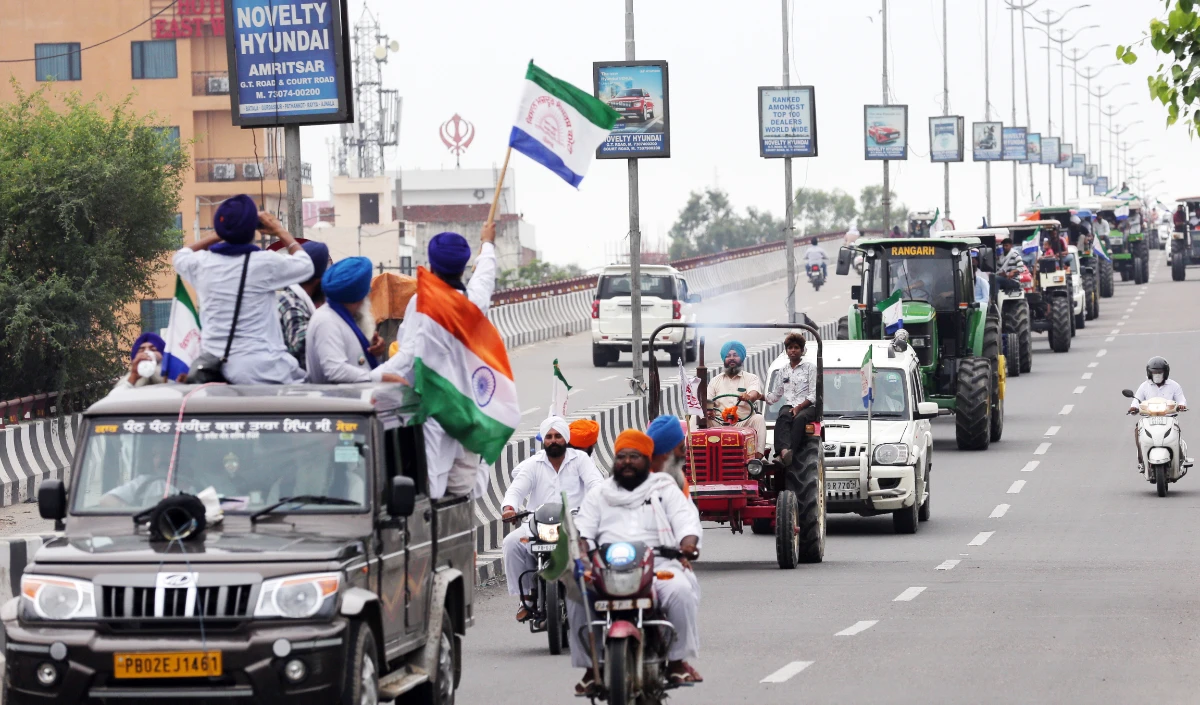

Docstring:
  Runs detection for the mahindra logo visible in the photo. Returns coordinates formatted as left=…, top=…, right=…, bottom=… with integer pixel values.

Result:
left=161, top=574, right=194, bottom=588
left=823, top=443, right=837, bottom=451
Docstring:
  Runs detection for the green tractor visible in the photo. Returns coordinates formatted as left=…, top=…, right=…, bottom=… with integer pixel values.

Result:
left=835, top=236, right=1005, bottom=450
left=1085, top=197, right=1149, bottom=286
left=1035, top=205, right=1101, bottom=322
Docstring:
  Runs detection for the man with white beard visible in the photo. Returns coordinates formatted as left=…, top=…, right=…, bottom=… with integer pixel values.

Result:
left=305, top=257, right=401, bottom=384
left=647, top=414, right=690, bottom=491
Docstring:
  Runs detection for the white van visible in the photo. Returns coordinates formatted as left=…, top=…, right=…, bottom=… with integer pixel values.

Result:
left=591, top=264, right=700, bottom=367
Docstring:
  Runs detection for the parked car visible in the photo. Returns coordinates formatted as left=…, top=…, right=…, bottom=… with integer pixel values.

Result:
left=591, top=265, right=700, bottom=367
left=607, top=88, right=655, bottom=122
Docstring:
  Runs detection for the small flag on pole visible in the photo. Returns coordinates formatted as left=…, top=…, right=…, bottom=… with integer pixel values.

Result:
left=876, top=289, right=904, bottom=335
left=679, top=359, right=704, bottom=417
left=861, top=345, right=874, bottom=409
left=162, top=275, right=202, bottom=381
left=550, top=359, right=572, bottom=417
left=538, top=491, right=585, bottom=601
left=1021, top=227, right=1042, bottom=255
left=508, top=61, right=620, bottom=188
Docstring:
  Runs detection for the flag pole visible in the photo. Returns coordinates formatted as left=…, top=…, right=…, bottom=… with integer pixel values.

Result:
left=486, top=146, right=514, bottom=227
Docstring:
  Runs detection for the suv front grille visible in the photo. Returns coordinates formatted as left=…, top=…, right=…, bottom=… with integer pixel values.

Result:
left=101, top=584, right=252, bottom=619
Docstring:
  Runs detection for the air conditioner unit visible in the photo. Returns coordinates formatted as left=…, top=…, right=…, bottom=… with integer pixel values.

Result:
left=206, top=75, right=229, bottom=95
left=211, top=163, right=236, bottom=181
left=243, top=163, right=264, bottom=179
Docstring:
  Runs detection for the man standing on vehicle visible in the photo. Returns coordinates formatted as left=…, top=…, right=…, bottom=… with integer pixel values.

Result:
left=706, top=340, right=767, bottom=459
left=765, top=332, right=818, bottom=468
left=996, top=235, right=1027, bottom=294
left=1127, top=357, right=1187, bottom=471
left=804, top=237, right=829, bottom=279
left=570, top=429, right=703, bottom=693
left=501, top=417, right=605, bottom=623
left=305, top=257, right=399, bottom=384
left=277, top=241, right=331, bottom=370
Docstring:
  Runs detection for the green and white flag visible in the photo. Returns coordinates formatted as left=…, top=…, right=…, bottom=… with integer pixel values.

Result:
left=550, top=358, right=572, bottom=418
left=162, top=275, right=201, bottom=380
left=877, top=288, right=904, bottom=335
left=930, top=207, right=944, bottom=234
left=538, top=491, right=584, bottom=600
left=861, top=346, right=874, bottom=409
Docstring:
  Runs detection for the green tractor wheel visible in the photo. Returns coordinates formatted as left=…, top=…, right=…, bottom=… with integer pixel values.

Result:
left=954, top=357, right=993, bottom=450
left=1099, top=257, right=1114, bottom=297
left=1049, top=295, right=1072, bottom=353
left=982, top=315, right=1004, bottom=443
left=1083, top=272, right=1098, bottom=320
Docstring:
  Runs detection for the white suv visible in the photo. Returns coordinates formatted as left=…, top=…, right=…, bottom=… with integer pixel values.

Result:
left=591, top=265, right=700, bottom=367
left=764, top=339, right=937, bottom=533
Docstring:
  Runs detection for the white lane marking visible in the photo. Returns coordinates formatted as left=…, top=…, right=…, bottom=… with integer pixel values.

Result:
left=1045, top=426, right=1060, bottom=436
left=969, top=531, right=995, bottom=546
left=521, top=407, right=542, bottom=416
left=1021, top=461, right=1040, bottom=472
left=598, top=375, right=618, bottom=382
left=1082, top=372, right=1093, bottom=380
left=1105, top=337, right=1115, bottom=342
left=893, top=587, right=927, bottom=602
left=1074, top=386, right=1086, bottom=394
left=832, top=295, right=842, bottom=300
left=1060, top=405, right=1073, bottom=415
left=1118, top=322, right=1126, bottom=327
left=817, top=300, right=828, bottom=305
left=1131, top=300, right=1139, bottom=305
left=835, top=620, right=878, bottom=637
left=568, top=388, right=583, bottom=396
left=1035, top=442, right=1051, bottom=455
left=1122, top=315, right=1130, bottom=320
left=1110, top=330, right=1121, bottom=335
left=1097, top=349, right=1107, bottom=357
left=1088, top=362, right=1098, bottom=368
left=936, top=559, right=961, bottom=571
left=1126, top=308, right=1134, bottom=313
left=1008, top=480, right=1026, bottom=494
left=990, top=504, right=1010, bottom=518
left=760, top=661, right=814, bottom=683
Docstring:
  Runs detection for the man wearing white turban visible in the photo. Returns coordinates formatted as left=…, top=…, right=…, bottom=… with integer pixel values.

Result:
left=500, top=416, right=605, bottom=622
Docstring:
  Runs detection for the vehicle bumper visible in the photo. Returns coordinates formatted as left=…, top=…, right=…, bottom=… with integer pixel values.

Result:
left=2, top=616, right=350, bottom=704
left=592, top=327, right=685, bottom=348
left=824, top=465, right=917, bottom=514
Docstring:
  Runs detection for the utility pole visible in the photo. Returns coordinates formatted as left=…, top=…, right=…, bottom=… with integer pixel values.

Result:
left=942, top=0, right=950, bottom=219
left=625, top=0, right=644, bottom=390
left=782, top=0, right=797, bottom=324
left=1008, top=1, right=1022, bottom=218
left=1019, top=3, right=1034, bottom=202
left=882, top=0, right=891, bottom=234
left=984, top=0, right=992, bottom=223
left=285, top=126, right=303, bottom=238
left=1044, top=24, right=1099, bottom=200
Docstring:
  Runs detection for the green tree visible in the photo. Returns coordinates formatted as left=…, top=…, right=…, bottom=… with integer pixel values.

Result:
left=667, top=188, right=787, bottom=258
left=0, top=83, right=188, bottom=399
left=497, top=260, right=585, bottom=289
left=793, top=187, right=858, bottom=233
left=856, top=185, right=907, bottom=231
left=1117, top=2, right=1200, bottom=131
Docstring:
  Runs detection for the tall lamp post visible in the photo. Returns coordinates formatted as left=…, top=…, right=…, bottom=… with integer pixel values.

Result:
left=1043, top=25, right=1098, bottom=199
left=1108, top=122, right=1143, bottom=186
left=1084, top=83, right=1129, bottom=184
left=1102, top=105, right=1138, bottom=179
left=1060, top=50, right=1111, bottom=195
left=1005, top=0, right=1040, bottom=211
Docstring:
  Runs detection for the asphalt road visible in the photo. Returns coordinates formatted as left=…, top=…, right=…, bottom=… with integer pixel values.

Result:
left=459, top=249, right=1200, bottom=703
left=508, top=242, right=851, bottom=434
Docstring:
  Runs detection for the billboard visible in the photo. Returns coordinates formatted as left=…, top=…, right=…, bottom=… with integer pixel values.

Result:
left=1083, top=164, right=1098, bottom=185
left=594, top=61, right=671, bottom=158
left=1040, top=137, right=1059, bottom=166
left=1023, top=133, right=1042, bottom=164
left=223, top=0, right=354, bottom=127
left=864, top=105, right=908, bottom=160
left=929, top=116, right=964, bottom=162
left=758, top=86, right=817, bottom=158
left=1095, top=176, right=1110, bottom=194
left=1058, top=143, right=1073, bottom=169
left=1069, top=154, right=1085, bottom=176
left=1002, top=126, right=1027, bottom=161
left=972, top=121, right=1003, bottom=161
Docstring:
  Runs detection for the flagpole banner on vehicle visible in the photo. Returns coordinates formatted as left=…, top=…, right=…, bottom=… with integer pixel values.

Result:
left=1069, top=154, right=1085, bottom=176
left=929, top=116, right=964, bottom=163
left=222, top=0, right=355, bottom=127
left=1001, top=126, right=1027, bottom=161
left=864, top=105, right=908, bottom=160
left=593, top=60, right=671, bottom=158
left=972, top=121, right=1003, bottom=161
left=1058, top=143, right=1073, bottom=169
left=757, top=86, right=817, bottom=158
left=1040, top=137, right=1060, bottom=166
left=1022, top=133, right=1041, bottom=165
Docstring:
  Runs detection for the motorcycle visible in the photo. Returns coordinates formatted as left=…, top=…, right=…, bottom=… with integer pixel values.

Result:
left=585, top=542, right=694, bottom=705
left=807, top=263, right=826, bottom=291
left=509, top=502, right=569, bottom=654
left=1122, top=390, right=1193, bottom=497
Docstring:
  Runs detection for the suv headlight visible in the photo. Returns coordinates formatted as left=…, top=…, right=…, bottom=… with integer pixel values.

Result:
left=21, top=576, right=96, bottom=620
left=873, top=443, right=911, bottom=465
left=536, top=523, right=560, bottom=543
left=255, top=573, right=341, bottom=618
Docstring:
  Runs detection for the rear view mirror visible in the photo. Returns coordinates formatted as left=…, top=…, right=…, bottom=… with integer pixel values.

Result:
left=687, top=294, right=702, bottom=304
left=850, top=285, right=862, bottom=302
left=915, top=401, right=940, bottom=419
left=1121, top=389, right=1135, bottom=398
left=388, top=476, right=417, bottom=517
left=836, top=247, right=854, bottom=276
left=38, top=479, right=66, bottom=530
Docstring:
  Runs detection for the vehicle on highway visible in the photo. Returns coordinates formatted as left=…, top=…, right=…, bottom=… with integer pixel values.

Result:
left=508, top=502, right=569, bottom=655
left=1036, top=205, right=1101, bottom=321
left=955, top=228, right=1031, bottom=376
left=10, top=384, right=471, bottom=705
left=591, top=264, right=701, bottom=367
left=835, top=235, right=1006, bottom=450
left=907, top=210, right=937, bottom=238
left=995, top=221, right=1075, bottom=353
left=1091, top=197, right=1150, bottom=285
left=765, top=336, right=936, bottom=533
left=807, top=262, right=826, bottom=290
left=1123, top=390, right=1192, bottom=497
left=646, top=322, right=827, bottom=569
left=868, top=121, right=901, bottom=144
left=1169, top=196, right=1200, bottom=281
left=1065, top=245, right=1089, bottom=331
left=607, top=88, right=655, bottom=122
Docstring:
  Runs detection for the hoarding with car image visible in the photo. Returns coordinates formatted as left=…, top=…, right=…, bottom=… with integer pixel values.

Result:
left=1023, top=133, right=1041, bottom=164
left=929, top=116, right=964, bottom=162
left=594, top=60, right=670, bottom=158
left=864, top=105, right=908, bottom=160
left=1059, top=143, right=1073, bottom=169
left=1002, top=126, right=1027, bottom=161
left=973, top=121, right=1003, bottom=161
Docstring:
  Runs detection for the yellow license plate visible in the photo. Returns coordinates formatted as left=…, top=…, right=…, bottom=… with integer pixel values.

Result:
left=113, top=651, right=222, bottom=679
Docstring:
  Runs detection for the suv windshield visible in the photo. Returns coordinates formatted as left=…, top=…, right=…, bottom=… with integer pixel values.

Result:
left=74, top=415, right=370, bottom=515
left=618, top=89, right=644, bottom=98
left=766, top=367, right=908, bottom=422
left=597, top=274, right=676, bottom=300
left=868, top=246, right=958, bottom=309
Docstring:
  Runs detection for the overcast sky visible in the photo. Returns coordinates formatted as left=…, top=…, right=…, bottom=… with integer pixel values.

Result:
left=301, top=0, right=1193, bottom=268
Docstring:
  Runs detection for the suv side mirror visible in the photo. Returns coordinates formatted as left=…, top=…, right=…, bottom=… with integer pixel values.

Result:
left=388, top=476, right=417, bottom=517
left=850, top=285, right=862, bottom=302
left=836, top=247, right=854, bottom=276
left=915, top=401, right=940, bottom=419
left=687, top=294, right=702, bottom=304
left=38, top=479, right=66, bottom=528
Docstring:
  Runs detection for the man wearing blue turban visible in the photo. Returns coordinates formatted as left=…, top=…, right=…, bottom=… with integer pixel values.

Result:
left=112, top=332, right=168, bottom=390
left=173, top=196, right=314, bottom=384
left=705, top=340, right=767, bottom=458
left=277, top=240, right=331, bottom=370
left=305, top=257, right=406, bottom=385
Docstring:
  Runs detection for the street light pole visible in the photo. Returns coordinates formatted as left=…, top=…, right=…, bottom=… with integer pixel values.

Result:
left=943, top=0, right=950, bottom=219
left=781, top=0, right=797, bottom=325
left=1005, top=0, right=1039, bottom=207
left=624, top=0, right=644, bottom=389
left=984, top=0, right=992, bottom=223
left=882, top=0, right=891, bottom=234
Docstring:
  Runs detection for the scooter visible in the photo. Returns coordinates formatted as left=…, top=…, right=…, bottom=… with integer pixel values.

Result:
left=509, top=502, right=569, bottom=654
left=807, top=263, right=826, bottom=291
left=1122, top=390, right=1193, bottom=497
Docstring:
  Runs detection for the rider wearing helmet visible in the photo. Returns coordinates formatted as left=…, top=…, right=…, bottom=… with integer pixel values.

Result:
left=1128, top=357, right=1188, bottom=470
left=804, top=236, right=829, bottom=279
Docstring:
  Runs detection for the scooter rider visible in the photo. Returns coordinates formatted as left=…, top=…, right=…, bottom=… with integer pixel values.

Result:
left=1128, top=357, right=1188, bottom=470
left=501, top=416, right=605, bottom=622
left=804, top=237, right=829, bottom=279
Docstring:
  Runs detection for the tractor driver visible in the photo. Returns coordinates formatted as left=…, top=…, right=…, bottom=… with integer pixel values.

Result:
left=706, top=340, right=767, bottom=459
left=996, top=234, right=1027, bottom=294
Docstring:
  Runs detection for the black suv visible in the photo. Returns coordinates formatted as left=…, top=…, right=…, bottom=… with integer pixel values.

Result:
left=2, top=384, right=473, bottom=704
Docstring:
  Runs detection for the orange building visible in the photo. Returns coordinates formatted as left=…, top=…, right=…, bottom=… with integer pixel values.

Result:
left=0, top=0, right=313, bottom=335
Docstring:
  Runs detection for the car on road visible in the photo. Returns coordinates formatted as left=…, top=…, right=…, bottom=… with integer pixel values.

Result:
left=868, top=122, right=901, bottom=144
left=5, top=383, right=471, bottom=705
left=591, top=264, right=700, bottom=367
left=765, top=338, right=936, bottom=533
left=607, top=88, right=655, bottom=122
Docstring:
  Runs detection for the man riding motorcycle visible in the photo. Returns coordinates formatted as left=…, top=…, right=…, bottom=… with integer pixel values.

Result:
left=570, top=429, right=703, bottom=694
left=804, top=237, right=829, bottom=280
left=706, top=340, right=767, bottom=458
left=502, top=416, right=605, bottom=622
left=1128, top=357, right=1188, bottom=471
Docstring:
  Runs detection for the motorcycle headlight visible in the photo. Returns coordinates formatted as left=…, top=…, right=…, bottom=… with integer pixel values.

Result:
left=873, top=443, right=911, bottom=465
left=255, top=572, right=341, bottom=618
left=21, top=576, right=96, bottom=620
left=602, top=568, right=644, bottom=597
left=536, top=523, right=560, bottom=543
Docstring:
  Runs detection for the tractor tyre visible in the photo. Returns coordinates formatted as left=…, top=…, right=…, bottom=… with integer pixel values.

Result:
left=1133, top=256, right=1146, bottom=285
left=1012, top=301, right=1033, bottom=374
left=786, top=438, right=825, bottom=564
left=1048, top=295, right=1072, bottom=353
left=750, top=518, right=773, bottom=535
left=1090, top=281, right=1101, bottom=320
left=774, top=490, right=799, bottom=569
left=1004, top=333, right=1020, bottom=377
left=1083, top=273, right=1098, bottom=320
left=1075, top=304, right=1086, bottom=330
left=1173, top=252, right=1186, bottom=281
left=954, top=357, right=992, bottom=451
left=990, top=359, right=1005, bottom=443
left=836, top=316, right=849, bottom=340
left=1099, top=257, right=1114, bottom=297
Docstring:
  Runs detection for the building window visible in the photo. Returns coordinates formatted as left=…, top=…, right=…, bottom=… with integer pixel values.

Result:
left=131, top=40, right=177, bottom=79
left=35, top=43, right=81, bottom=81
left=400, top=256, right=413, bottom=275
left=359, top=193, right=380, bottom=225
left=173, top=213, right=183, bottom=231
left=140, top=299, right=172, bottom=336
left=154, top=126, right=181, bottom=148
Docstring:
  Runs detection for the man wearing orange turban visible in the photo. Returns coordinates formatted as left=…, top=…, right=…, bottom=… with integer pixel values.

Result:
left=568, top=419, right=600, bottom=454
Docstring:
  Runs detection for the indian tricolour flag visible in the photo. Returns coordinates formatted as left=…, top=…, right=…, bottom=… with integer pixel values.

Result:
left=508, top=61, right=620, bottom=188
left=161, top=275, right=201, bottom=381
left=411, top=268, right=519, bottom=463
left=876, top=288, right=904, bottom=335
left=549, top=359, right=572, bottom=418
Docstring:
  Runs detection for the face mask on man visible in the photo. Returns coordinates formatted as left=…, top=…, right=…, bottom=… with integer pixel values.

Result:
left=1153, top=373, right=1165, bottom=385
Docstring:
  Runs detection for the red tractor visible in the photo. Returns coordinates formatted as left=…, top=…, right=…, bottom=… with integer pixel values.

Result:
left=648, top=322, right=827, bottom=569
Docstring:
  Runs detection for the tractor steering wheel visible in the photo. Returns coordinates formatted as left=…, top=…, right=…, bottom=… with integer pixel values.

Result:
left=708, top=393, right=757, bottom=426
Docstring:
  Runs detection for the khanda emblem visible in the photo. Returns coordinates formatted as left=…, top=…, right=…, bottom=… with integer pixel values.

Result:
left=439, top=114, right=475, bottom=164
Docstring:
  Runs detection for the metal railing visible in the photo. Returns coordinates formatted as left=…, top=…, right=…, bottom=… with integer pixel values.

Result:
left=192, top=71, right=230, bottom=96
left=195, top=157, right=312, bottom=185
left=0, top=384, right=112, bottom=429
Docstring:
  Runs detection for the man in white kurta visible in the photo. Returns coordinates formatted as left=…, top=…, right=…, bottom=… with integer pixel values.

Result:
left=304, top=257, right=401, bottom=385
left=500, top=417, right=605, bottom=620
left=706, top=340, right=767, bottom=458
left=380, top=224, right=499, bottom=499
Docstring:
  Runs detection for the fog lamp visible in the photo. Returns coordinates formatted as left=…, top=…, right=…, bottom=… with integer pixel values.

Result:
left=284, top=658, right=307, bottom=683
left=36, top=662, right=57, bottom=686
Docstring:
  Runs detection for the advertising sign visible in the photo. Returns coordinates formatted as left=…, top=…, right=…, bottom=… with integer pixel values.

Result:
left=929, top=116, right=964, bottom=162
left=1023, top=133, right=1042, bottom=164
left=1058, top=143, right=1073, bottom=169
left=155, top=0, right=225, bottom=39
left=1002, top=126, right=1027, bottom=161
left=594, top=61, right=671, bottom=158
left=223, top=0, right=354, bottom=127
left=1069, top=154, right=1085, bottom=176
left=972, top=121, right=1003, bottom=161
left=1083, top=164, right=1098, bottom=185
left=1040, top=136, right=1059, bottom=166
left=1095, top=176, right=1110, bottom=194
left=758, top=86, right=817, bottom=158
left=864, top=105, right=908, bottom=160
